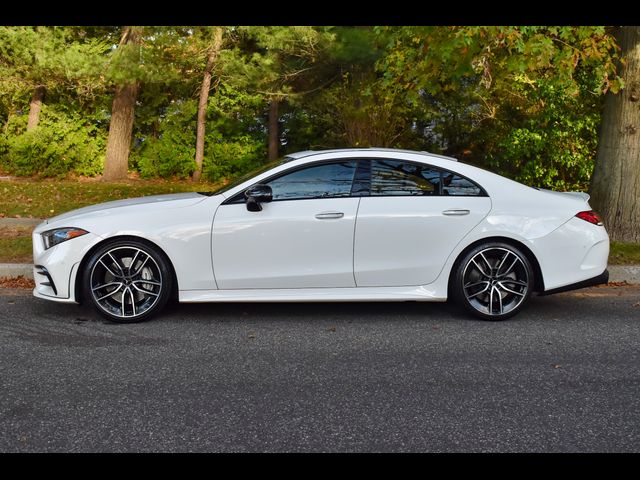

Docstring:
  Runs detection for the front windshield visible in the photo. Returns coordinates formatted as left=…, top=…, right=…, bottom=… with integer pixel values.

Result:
left=199, top=156, right=294, bottom=196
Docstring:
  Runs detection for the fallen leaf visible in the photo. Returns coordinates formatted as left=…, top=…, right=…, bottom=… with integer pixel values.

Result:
left=0, top=276, right=35, bottom=289
left=326, top=326, right=336, bottom=332
left=633, top=302, right=640, bottom=308
left=551, top=364, right=562, bottom=369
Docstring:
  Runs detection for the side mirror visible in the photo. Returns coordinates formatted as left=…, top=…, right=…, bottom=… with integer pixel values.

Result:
left=245, top=184, right=272, bottom=212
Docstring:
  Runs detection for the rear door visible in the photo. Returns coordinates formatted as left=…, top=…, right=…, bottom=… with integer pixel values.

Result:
left=353, top=159, right=491, bottom=287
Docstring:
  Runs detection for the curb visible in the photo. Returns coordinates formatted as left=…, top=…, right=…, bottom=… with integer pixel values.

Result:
left=0, top=263, right=33, bottom=279
left=1, top=263, right=639, bottom=284
left=609, top=265, right=640, bottom=284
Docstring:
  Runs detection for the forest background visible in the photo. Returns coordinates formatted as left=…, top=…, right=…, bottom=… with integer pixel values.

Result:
left=0, top=26, right=637, bottom=245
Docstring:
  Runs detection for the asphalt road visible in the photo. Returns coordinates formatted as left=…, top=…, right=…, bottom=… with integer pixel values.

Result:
left=1, top=286, right=639, bottom=452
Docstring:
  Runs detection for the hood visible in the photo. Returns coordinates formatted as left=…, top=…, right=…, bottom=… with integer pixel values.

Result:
left=40, top=192, right=207, bottom=228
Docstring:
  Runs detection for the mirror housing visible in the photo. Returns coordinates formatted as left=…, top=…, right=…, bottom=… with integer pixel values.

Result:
left=245, top=184, right=272, bottom=212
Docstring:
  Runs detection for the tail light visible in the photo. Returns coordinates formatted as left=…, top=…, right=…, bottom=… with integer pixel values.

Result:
left=575, top=210, right=603, bottom=226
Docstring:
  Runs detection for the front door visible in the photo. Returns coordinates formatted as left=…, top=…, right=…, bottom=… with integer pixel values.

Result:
left=212, top=160, right=360, bottom=289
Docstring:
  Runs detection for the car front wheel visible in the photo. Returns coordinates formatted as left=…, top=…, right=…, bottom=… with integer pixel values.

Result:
left=82, top=239, right=172, bottom=323
left=452, top=242, right=534, bottom=321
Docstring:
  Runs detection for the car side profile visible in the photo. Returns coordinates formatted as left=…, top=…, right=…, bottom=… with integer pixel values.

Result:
left=32, top=148, right=610, bottom=323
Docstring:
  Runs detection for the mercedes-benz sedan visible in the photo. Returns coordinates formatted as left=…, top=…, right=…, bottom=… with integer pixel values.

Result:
left=32, top=148, right=610, bottom=323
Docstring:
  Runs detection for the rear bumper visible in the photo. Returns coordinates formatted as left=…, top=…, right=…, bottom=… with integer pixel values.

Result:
left=539, top=269, right=609, bottom=296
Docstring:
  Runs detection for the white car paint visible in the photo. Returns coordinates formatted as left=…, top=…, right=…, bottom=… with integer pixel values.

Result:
left=213, top=197, right=360, bottom=289
left=32, top=148, right=609, bottom=310
left=353, top=196, right=491, bottom=286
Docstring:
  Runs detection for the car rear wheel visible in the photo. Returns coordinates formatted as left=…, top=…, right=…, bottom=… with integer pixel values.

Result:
left=82, top=239, right=172, bottom=323
left=452, top=242, right=534, bottom=321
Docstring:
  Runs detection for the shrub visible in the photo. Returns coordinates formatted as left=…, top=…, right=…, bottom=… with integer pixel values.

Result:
left=0, top=106, right=105, bottom=177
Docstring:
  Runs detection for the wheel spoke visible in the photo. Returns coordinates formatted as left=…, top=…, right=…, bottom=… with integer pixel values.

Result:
left=95, top=283, right=123, bottom=301
left=498, top=256, right=520, bottom=277
left=132, top=254, right=149, bottom=277
left=464, top=280, right=489, bottom=289
left=107, top=252, right=125, bottom=277
left=489, top=284, right=495, bottom=314
left=495, top=251, right=511, bottom=276
left=494, top=286, right=503, bottom=314
left=497, top=282, right=526, bottom=297
left=499, top=278, right=528, bottom=287
left=471, top=258, right=490, bottom=278
left=467, top=283, right=490, bottom=299
left=129, top=249, right=140, bottom=275
left=133, top=279, right=161, bottom=287
left=92, top=281, right=122, bottom=292
left=128, top=287, right=136, bottom=316
left=121, top=287, right=126, bottom=317
left=132, top=283, right=159, bottom=297
left=99, top=259, right=119, bottom=278
left=478, top=252, right=493, bottom=274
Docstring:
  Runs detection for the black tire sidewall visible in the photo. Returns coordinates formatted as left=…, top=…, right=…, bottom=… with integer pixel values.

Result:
left=82, top=239, right=173, bottom=323
left=452, top=242, right=534, bottom=321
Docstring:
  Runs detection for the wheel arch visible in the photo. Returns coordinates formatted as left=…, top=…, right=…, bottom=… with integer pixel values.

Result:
left=74, top=235, right=179, bottom=304
left=447, top=236, right=545, bottom=297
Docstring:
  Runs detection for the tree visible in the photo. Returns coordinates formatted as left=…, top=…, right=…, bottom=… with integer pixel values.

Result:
left=590, top=26, right=640, bottom=243
left=0, top=26, right=109, bottom=131
left=224, top=26, right=335, bottom=160
left=103, top=27, right=142, bottom=181
left=376, top=27, right=621, bottom=189
left=193, top=27, right=224, bottom=182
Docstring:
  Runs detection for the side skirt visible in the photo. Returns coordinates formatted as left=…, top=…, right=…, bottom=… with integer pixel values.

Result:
left=179, top=285, right=447, bottom=303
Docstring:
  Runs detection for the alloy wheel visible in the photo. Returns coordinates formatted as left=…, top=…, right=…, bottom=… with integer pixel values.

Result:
left=89, top=246, right=163, bottom=320
left=461, top=247, right=530, bottom=317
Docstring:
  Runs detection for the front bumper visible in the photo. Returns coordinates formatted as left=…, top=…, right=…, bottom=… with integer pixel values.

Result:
left=32, top=230, right=101, bottom=302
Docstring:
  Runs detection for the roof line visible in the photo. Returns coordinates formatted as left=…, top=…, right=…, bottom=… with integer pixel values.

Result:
left=285, top=148, right=458, bottom=162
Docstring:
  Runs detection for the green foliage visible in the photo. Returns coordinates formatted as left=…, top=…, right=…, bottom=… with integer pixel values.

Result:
left=133, top=100, right=198, bottom=179
left=203, top=137, right=264, bottom=182
left=0, top=25, right=627, bottom=194
left=0, top=106, right=104, bottom=177
left=375, top=26, right=620, bottom=190
left=132, top=85, right=266, bottom=182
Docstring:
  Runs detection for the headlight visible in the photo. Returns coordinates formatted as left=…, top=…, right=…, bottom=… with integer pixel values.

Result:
left=42, top=227, right=89, bottom=250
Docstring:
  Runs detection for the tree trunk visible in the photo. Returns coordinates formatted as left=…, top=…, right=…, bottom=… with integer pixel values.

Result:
left=268, top=98, right=279, bottom=161
left=193, top=27, right=224, bottom=182
left=590, top=27, right=640, bottom=243
left=26, top=86, right=45, bottom=131
left=103, top=27, right=141, bottom=182
left=103, top=82, right=139, bottom=181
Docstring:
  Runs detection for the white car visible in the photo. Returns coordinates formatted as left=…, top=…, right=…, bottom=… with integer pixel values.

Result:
left=32, top=148, right=610, bottom=323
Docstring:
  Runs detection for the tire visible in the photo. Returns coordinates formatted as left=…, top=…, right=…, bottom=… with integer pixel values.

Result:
left=82, top=239, right=173, bottom=323
left=451, top=242, right=534, bottom=321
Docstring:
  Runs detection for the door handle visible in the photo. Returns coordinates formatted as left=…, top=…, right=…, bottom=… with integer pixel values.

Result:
left=442, top=209, right=470, bottom=216
left=315, top=211, right=344, bottom=220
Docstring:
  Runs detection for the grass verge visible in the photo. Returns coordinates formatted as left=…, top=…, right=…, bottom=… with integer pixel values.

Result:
left=609, top=241, right=640, bottom=265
